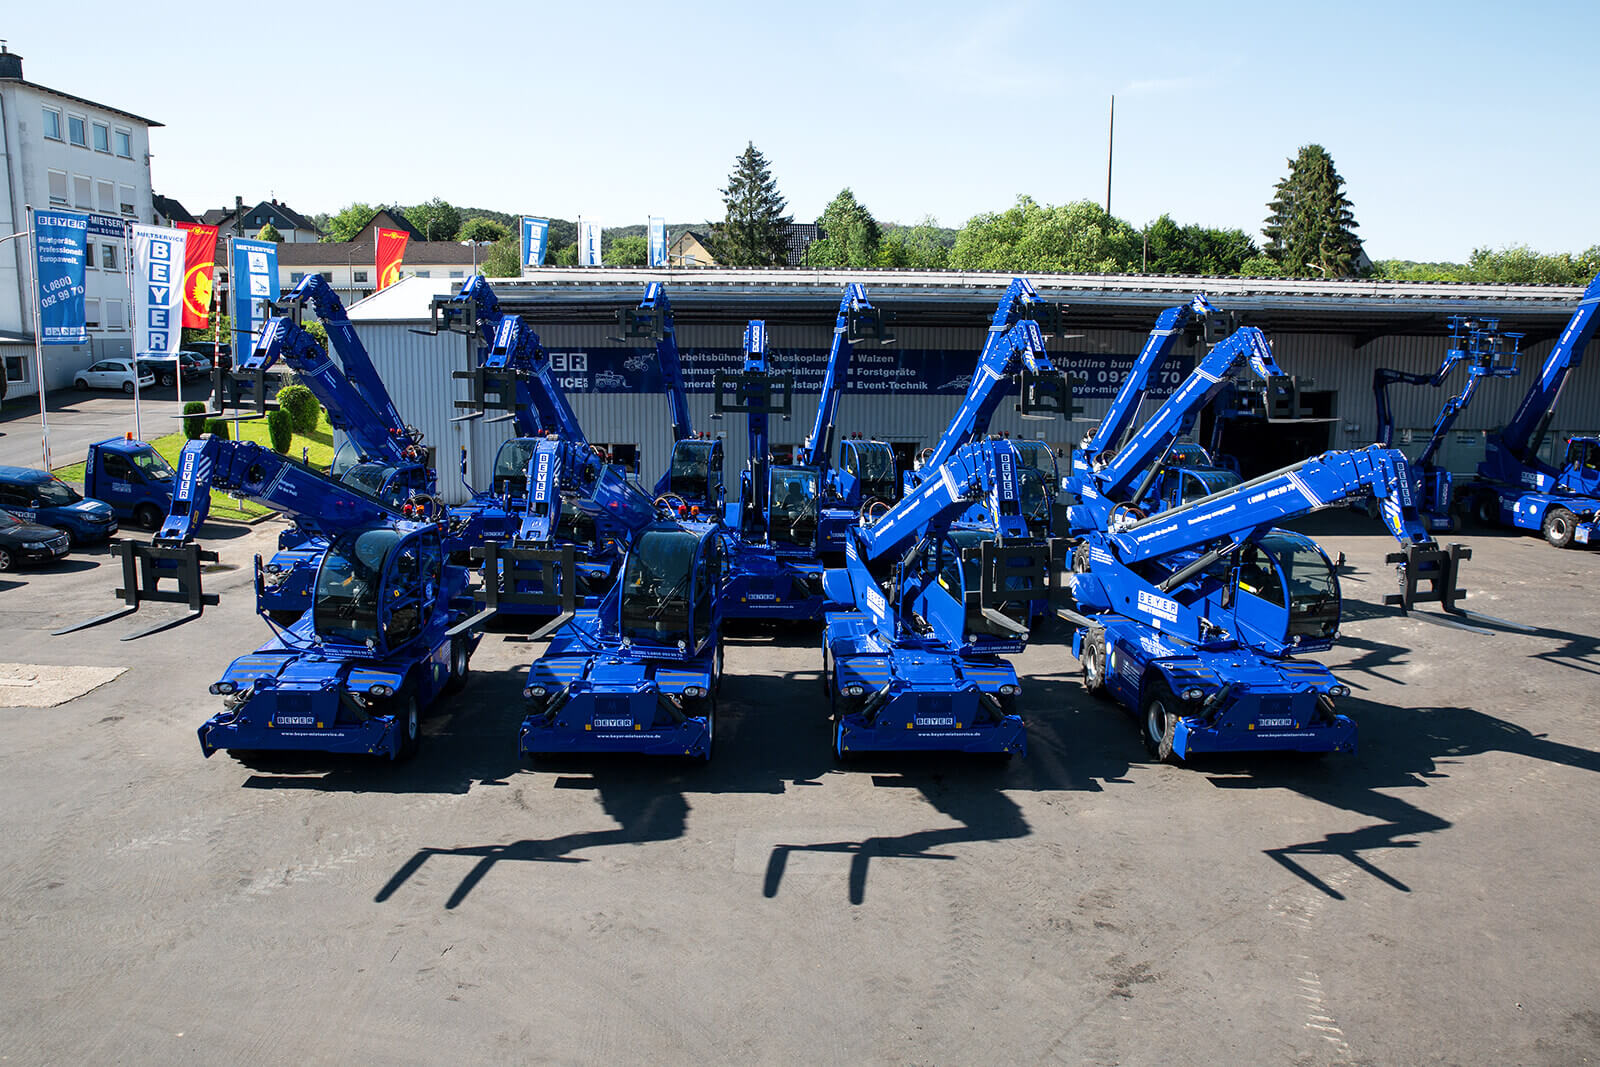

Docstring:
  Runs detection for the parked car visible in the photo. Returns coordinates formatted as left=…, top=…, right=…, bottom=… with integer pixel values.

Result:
left=0, top=508, right=72, bottom=571
left=0, top=466, right=118, bottom=544
left=177, top=350, right=214, bottom=375
left=138, top=354, right=206, bottom=388
left=73, top=359, right=155, bottom=394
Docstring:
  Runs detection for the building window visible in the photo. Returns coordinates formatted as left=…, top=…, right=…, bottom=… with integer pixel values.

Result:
left=93, top=123, right=110, bottom=152
left=48, top=170, right=69, bottom=206
left=5, top=356, right=27, bottom=384
left=97, top=180, right=115, bottom=214
left=85, top=299, right=101, bottom=329
left=114, top=128, right=132, bottom=158
left=254, top=215, right=261, bottom=225
left=319, top=272, right=333, bottom=283
left=353, top=270, right=368, bottom=283
left=102, top=243, right=118, bottom=270
left=105, top=300, right=125, bottom=331
left=68, top=115, right=87, bottom=147
left=289, top=272, right=305, bottom=283
left=42, top=108, right=62, bottom=141
left=449, top=271, right=464, bottom=279
left=73, top=175, right=92, bottom=209
left=413, top=270, right=430, bottom=278
left=119, top=185, right=136, bottom=215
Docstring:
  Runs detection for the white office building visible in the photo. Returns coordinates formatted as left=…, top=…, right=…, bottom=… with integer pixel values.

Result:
left=0, top=44, right=161, bottom=400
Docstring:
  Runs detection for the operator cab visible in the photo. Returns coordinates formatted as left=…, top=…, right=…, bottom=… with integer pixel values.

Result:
left=618, top=524, right=724, bottom=655
left=492, top=438, right=539, bottom=499
left=312, top=524, right=443, bottom=653
left=768, top=465, right=822, bottom=549
left=1226, top=531, right=1340, bottom=651
left=1559, top=436, right=1600, bottom=493
left=665, top=437, right=724, bottom=507
left=339, top=461, right=431, bottom=510
left=933, top=528, right=1035, bottom=639
left=839, top=438, right=899, bottom=507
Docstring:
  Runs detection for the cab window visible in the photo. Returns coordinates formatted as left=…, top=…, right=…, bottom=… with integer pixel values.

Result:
left=102, top=453, right=137, bottom=481
left=1236, top=544, right=1283, bottom=606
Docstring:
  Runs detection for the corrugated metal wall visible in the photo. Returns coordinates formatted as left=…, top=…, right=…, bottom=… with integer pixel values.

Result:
left=353, top=322, right=1600, bottom=504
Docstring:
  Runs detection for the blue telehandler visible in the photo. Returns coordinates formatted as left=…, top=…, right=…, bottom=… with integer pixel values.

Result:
left=518, top=466, right=728, bottom=760
left=1371, top=315, right=1522, bottom=532
left=1455, top=269, right=1600, bottom=547
left=1065, top=443, right=1494, bottom=761
left=821, top=437, right=1062, bottom=759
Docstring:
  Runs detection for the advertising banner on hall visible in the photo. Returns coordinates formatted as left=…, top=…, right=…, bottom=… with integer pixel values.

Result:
left=33, top=209, right=90, bottom=345
left=577, top=219, right=602, bottom=266
left=525, top=343, right=1194, bottom=399
left=131, top=225, right=189, bottom=357
left=231, top=238, right=280, bottom=346
left=175, top=222, right=219, bottom=329
left=521, top=217, right=549, bottom=270
left=648, top=217, right=668, bottom=267
left=376, top=228, right=409, bottom=289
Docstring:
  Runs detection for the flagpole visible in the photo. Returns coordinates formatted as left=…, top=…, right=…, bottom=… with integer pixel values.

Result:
left=126, top=221, right=140, bottom=441
left=23, top=205, right=52, bottom=471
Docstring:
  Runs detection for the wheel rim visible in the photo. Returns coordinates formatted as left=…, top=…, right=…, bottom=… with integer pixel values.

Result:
left=1147, top=699, right=1169, bottom=746
left=0, top=549, right=11, bottom=571
left=1551, top=515, right=1570, bottom=539
left=453, top=642, right=468, bottom=677
left=1085, top=645, right=1102, bottom=689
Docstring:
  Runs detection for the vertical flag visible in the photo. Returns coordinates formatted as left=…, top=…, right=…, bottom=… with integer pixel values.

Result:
left=376, top=228, right=409, bottom=289
left=231, top=237, right=281, bottom=345
left=648, top=217, right=668, bottom=268
left=578, top=219, right=603, bottom=266
left=175, top=222, right=219, bottom=329
left=131, top=225, right=189, bottom=356
left=33, top=209, right=91, bottom=345
left=521, top=217, right=549, bottom=271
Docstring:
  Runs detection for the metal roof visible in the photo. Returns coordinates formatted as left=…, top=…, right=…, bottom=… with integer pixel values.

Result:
left=346, top=267, right=1594, bottom=341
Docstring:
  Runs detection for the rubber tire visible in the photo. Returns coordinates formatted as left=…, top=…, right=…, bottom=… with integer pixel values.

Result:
left=821, top=642, right=834, bottom=698
left=1081, top=630, right=1110, bottom=700
left=712, top=638, right=725, bottom=695
left=121, top=381, right=135, bottom=395
left=160, top=373, right=175, bottom=388
left=698, top=694, right=716, bottom=761
left=134, top=503, right=162, bottom=530
left=446, top=636, right=471, bottom=693
left=74, top=378, right=88, bottom=391
left=393, top=692, right=421, bottom=761
left=1140, top=679, right=1180, bottom=763
left=1473, top=491, right=1499, bottom=527
left=0, top=548, right=12, bottom=572
left=1542, top=507, right=1578, bottom=550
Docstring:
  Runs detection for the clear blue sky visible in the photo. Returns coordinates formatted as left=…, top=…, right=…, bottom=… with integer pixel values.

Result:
left=8, top=1, right=1596, bottom=262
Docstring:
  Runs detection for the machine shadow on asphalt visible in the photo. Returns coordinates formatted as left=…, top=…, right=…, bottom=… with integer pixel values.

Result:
left=1201, top=696, right=1600, bottom=899
left=369, top=628, right=1143, bottom=910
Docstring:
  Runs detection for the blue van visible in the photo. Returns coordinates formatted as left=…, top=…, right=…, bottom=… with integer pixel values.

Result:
left=0, top=466, right=118, bottom=544
left=84, top=438, right=176, bottom=529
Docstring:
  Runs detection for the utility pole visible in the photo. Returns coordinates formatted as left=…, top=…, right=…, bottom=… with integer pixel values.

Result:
left=1105, top=95, right=1115, bottom=216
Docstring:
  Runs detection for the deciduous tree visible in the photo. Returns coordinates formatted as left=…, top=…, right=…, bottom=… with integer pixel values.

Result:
left=807, top=189, right=881, bottom=268
left=403, top=198, right=463, bottom=242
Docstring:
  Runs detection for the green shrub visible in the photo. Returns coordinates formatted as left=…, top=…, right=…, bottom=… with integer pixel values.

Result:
left=183, top=401, right=208, bottom=440
left=203, top=419, right=231, bottom=441
left=277, top=384, right=320, bottom=434
left=267, top=408, right=294, bottom=454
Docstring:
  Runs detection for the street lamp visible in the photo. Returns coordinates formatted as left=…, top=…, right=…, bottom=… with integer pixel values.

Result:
left=460, top=239, right=492, bottom=276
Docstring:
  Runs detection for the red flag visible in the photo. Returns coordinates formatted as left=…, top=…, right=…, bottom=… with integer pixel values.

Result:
left=176, top=222, right=219, bottom=329
left=376, top=228, right=409, bottom=290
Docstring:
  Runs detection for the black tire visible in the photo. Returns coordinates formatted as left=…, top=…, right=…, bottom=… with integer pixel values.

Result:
left=393, top=692, right=421, bottom=761
left=1081, top=629, right=1109, bottom=699
left=821, top=641, right=834, bottom=698
left=1473, top=491, right=1499, bottom=527
left=1140, top=679, right=1181, bottom=763
left=74, top=378, right=88, bottom=391
left=160, top=373, right=175, bottom=388
left=1542, top=507, right=1578, bottom=550
left=698, top=694, right=717, bottom=761
left=712, top=638, right=725, bottom=695
left=133, top=503, right=162, bottom=530
left=446, top=636, right=471, bottom=693
left=121, top=381, right=135, bottom=395
left=0, top=548, right=12, bottom=572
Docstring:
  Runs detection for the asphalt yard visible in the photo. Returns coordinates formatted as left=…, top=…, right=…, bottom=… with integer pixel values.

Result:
left=1, top=511, right=1597, bottom=1064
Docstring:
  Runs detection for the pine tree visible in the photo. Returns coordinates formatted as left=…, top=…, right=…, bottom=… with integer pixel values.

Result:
left=1262, top=144, right=1363, bottom=278
left=708, top=142, right=792, bottom=267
